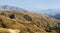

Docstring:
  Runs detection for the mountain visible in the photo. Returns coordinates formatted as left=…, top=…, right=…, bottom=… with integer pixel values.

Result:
left=35, top=9, right=60, bottom=16
left=0, top=11, right=60, bottom=33
left=36, top=9, right=60, bottom=20
left=43, top=9, right=60, bottom=14
left=49, top=13, right=60, bottom=20
left=0, top=5, right=27, bottom=12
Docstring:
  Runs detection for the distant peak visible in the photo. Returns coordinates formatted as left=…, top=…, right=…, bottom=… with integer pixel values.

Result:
left=0, top=5, right=27, bottom=12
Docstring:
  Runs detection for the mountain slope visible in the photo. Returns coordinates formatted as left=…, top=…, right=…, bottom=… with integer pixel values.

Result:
left=49, top=13, right=60, bottom=20
left=0, top=11, right=60, bottom=33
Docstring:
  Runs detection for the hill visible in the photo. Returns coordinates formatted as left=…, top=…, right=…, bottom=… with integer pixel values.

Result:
left=0, top=11, right=60, bottom=33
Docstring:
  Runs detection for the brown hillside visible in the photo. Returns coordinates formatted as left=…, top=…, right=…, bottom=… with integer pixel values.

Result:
left=0, top=11, right=60, bottom=33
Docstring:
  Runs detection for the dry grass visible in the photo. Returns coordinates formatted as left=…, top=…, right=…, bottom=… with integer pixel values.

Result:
left=0, top=11, right=60, bottom=33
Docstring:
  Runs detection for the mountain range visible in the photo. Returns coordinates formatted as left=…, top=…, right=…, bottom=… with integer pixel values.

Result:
left=0, top=5, right=60, bottom=20
left=0, top=5, right=60, bottom=15
left=37, top=9, right=60, bottom=20
left=0, top=5, right=27, bottom=12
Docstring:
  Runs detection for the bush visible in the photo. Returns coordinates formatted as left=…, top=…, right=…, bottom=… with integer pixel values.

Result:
left=45, top=28, right=52, bottom=32
left=55, top=23, right=60, bottom=33
left=0, top=19, right=6, bottom=28
left=24, top=15, right=32, bottom=21
left=0, top=12, right=5, bottom=15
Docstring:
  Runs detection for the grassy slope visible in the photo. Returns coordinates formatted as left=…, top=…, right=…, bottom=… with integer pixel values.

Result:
left=0, top=11, right=60, bottom=33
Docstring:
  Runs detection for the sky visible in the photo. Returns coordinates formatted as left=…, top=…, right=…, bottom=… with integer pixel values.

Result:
left=0, top=0, right=60, bottom=11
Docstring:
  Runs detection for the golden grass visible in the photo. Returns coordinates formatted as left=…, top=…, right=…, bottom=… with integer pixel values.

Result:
left=0, top=11, right=60, bottom=33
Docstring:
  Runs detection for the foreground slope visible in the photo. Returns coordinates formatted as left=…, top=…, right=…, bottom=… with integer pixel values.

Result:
left=0, top=11, right=60, bottom=33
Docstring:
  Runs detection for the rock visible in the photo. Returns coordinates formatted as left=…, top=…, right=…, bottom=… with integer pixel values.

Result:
left=9, top=14, right=15, bottom=19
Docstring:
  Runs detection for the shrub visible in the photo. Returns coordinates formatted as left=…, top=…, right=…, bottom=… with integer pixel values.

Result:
left=45, top=27, right=52, bottom=32
left=0, top=12, right=5, bottom=15
left=24, top=15, right=32, bottom=21
left=0, top=19, right=6, bottom=28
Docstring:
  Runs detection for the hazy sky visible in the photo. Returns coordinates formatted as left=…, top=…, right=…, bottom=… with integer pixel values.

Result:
left=0, top=0, right=60, bottom=11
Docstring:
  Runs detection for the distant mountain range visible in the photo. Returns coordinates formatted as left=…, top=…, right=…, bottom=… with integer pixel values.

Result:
left=37, top=9, right=60, bottom=20
left=39, top=9, right=60, bottom=15
left=0, top=5, right=60, bottom=20
left=0, top=5, right=27, bottom=12
left=0, top=5, right=60, bottom=15
left=49, top=13, right=60, bottom=20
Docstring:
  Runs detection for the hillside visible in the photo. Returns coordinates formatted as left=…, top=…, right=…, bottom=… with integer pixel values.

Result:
left=0, top=11, right=60, bottom=33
